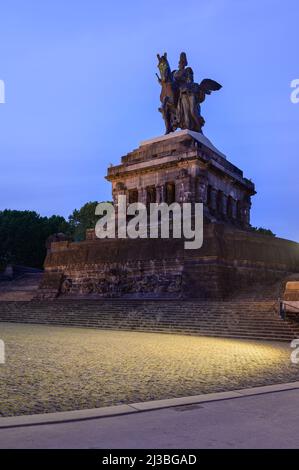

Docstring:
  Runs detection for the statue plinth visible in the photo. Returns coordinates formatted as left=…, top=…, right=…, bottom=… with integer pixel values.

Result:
left=107, top=130, right=255, bottom=228
left=140, top=130, right=227, bottom=159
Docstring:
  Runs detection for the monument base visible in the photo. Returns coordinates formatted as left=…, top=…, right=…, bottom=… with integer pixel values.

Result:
left=37, top=131, right=299, bottom=301
left=38, top=223, right=299, bottom=300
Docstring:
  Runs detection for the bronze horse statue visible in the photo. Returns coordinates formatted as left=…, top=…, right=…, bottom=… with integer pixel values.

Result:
left=156, top=53, right=179, bottom=134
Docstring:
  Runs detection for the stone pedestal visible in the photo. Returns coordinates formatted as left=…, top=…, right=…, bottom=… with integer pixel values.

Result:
left=38, top=130, right=299, bottom=301
left=107, top=130, right=256, bottom=228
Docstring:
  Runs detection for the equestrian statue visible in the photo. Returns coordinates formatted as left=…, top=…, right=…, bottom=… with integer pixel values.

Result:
left=156, top=52, right=222, bottom=134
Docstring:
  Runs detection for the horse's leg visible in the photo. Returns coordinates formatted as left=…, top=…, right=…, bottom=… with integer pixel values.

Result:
left=160, top=97, right=172, bottom=134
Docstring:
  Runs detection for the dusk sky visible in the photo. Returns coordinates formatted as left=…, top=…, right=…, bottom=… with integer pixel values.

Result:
left=0, top=0, right=298, bottom=240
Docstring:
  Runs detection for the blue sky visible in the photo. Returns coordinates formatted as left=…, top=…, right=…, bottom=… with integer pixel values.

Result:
left=0, top=0, right=298, bottom=240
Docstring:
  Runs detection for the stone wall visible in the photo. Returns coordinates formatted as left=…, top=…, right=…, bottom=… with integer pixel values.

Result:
left=42, top=238, right=185, bottom=299
left=39, top=223, right=299, bottom=300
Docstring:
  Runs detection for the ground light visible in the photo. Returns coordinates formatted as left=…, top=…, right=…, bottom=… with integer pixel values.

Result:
left=0, top=323, right=297, bottom=417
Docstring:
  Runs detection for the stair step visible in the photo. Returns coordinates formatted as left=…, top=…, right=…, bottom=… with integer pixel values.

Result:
left=0, top=299, right=298, bottom=342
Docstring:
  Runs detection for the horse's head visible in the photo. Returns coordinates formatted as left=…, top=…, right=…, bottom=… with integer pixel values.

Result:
left=157, top=52, right=172, bottom=83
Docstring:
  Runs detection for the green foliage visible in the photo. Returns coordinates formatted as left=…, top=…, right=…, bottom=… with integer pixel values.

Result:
left=0, top=210, right=70, bottom=269
left=45, top=215, right=71, bottom=237
left=69, top=201, right=112, bottom=241
left=0, top=201, right=112, bottom=270
left=251, top=226, right=276, bottom=237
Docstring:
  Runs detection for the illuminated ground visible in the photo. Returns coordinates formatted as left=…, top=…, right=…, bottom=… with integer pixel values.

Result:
left=0, top=323, right=298, bottom=417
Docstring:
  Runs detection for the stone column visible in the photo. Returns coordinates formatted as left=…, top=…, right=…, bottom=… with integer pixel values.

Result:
left=176, top=169, right=192, bottom=203
left=231, top=199, right=237, bottom=220
left=243, top=201, right=251, bottom=228
left=189, top=176, right=197, bottom=203
left=210, top=188, right=217, bottom=212
left=113, top=183, right=127, bottom=237
left=156, top=185, right=162, bottom=204
left=125, top=189, right=130, bottom=208
left=176, top=180, right=184, bottom=204
left=221, top=194, right=228, bottom=218
left=198, top=176, right=207, bottom=204
left=113, top=187, right=126, bottom=211
left=138, top=187, right=147, bottom=205
left=160, top=184, right=166, bottom=203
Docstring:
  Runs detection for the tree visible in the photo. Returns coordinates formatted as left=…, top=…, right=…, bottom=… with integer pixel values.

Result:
left=68, top=201, right=112, bottom=241
left=251, top=226, right=276, bottom=237
left=0, top=201, right=112, bottom=271
left=44, top=215, right=71, bottom=237
left=0, top=210, right=70, bottom=269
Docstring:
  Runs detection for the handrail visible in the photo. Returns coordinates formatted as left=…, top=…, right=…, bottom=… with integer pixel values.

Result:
left=279, top=299, right=299, bottom=320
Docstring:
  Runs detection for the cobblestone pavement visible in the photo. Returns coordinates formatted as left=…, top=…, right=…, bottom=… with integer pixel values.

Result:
left=0, top=323, right=298, bottom=417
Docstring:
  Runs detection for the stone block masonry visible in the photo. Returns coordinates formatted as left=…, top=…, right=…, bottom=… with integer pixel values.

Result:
left=106, top=130, right=255, bottom=229
left=40, top=223, right=299, bottom=300
left=38, top=130, right=299, bottom=300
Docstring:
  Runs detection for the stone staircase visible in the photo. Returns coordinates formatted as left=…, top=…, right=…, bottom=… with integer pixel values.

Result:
left=0, top=299, right=299, bottom=341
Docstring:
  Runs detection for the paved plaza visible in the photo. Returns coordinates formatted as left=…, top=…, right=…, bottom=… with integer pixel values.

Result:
left=0, top=323, right=299, bottom=417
